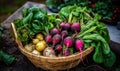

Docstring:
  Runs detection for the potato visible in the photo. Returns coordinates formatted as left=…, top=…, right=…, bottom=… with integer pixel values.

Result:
left=36, top=34, right=44, bottom=41
left=32, top=39, right=39, bottom=44
left=36, top=41, right=46, bottom=51
left=43, top=47, right=56, bottom=57
left=24, top=43, right=35, bottom=52
left=32, top=50, right=41, bottom=55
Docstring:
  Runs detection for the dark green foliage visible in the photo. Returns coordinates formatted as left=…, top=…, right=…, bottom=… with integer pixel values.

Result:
left=0, top=50, right=15, bottom=65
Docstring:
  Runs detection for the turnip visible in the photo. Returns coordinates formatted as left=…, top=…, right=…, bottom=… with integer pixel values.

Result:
left=50, top=28, right=60, bottom=35
left=61, top=30, right=68, bottom=40
left=45, top=35, right=52, bottom=43
left=71, top=23, right=81, bottom=34
left=43, top=47, right=56, bottom=57
left=52, top=34, right=62, bottom=47
left=75, top=39, right=84, bottom=64
left=63, top=36, right=74, bottom=56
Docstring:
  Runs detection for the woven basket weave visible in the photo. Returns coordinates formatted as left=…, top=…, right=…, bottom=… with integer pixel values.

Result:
left=11, top=23, right=94, bottom=71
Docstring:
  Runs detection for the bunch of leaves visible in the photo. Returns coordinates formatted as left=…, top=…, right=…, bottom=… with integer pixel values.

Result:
left=59, top=5, right=116, bottom=67
left=46, top=0, right=91, bottom=12
left=59, top=5, right=93, bottom=24
left=92, top=1, right=113, bottom=20
left=14, top=7, right=61, bottom=45
left=78, top=14, right=116, bottom=67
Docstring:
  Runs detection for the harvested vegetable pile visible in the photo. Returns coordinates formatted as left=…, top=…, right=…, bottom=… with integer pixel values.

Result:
left=13, top=5, right=116, bottom=68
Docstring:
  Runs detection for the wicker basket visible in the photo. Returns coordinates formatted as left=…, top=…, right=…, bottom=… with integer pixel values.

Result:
left=11, top=23, right=94, bottom=71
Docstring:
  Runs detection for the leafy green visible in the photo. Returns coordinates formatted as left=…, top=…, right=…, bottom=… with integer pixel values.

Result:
left=59, top=5, right=93, bottom=24
left=14, top=7, right=61, bottom=45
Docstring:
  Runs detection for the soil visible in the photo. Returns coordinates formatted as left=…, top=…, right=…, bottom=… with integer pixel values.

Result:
left=0, top=25, right=120, bottom=71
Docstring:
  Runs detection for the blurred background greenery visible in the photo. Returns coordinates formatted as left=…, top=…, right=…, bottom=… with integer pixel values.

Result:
left=0, top=0, right=45, bottom=23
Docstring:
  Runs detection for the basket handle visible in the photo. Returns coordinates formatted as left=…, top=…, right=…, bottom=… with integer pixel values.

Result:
left=11, top=23, right=18, bottom=40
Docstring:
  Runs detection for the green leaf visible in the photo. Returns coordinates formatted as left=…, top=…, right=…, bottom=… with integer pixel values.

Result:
left=103, top=51, right=116, bottom=67
left=93, top=42, right=104, bottom=63
left=0, top=50, right=15, bottom=65
left=69, top=48, right=74, bottom=55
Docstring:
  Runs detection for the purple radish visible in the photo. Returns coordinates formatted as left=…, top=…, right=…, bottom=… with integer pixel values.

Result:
left=63, top=37, right=74, bottom=56
left=75, top=39, right=84, bottom=64
left=63, top=23, right=71, bottom=30
left=60, top=22, right=65, bottom=29
left=45, top=35, right=52, bottom=43
left=63, top=48, right=70, bottom=56
left=55, top=44, right=62, bottom=52
left=52, top=34, right=62, bottom=47
left=63, top=36, right=74, bottom=48
left=71, top=23, right=81, bottom=34
left=61, top=30, right=68, bottom=40
left=51, top=28, right=60, bottom=35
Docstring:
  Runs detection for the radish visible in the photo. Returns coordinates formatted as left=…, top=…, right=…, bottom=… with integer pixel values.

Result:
left=45, top=35, right=52, bottom=43
left=63, top=36, right=74, bottom=56
left=64, top=48, right=70, bottom=56
left=51, top=28, right=60, bottom=35
left=63, top=36, right=74, bottom=48
left=63, top=23, right=71, bottom=30
left=55, top=44, right=62, bottom=52
left=71, top=23, right=81, bottom=34
left=52, top=34, right=62, bottom=47
left=60, top=22, right=65, bottom=29
left=61, top=30, right=68, bottom=40
left=75, top=39, right=84, bottom=64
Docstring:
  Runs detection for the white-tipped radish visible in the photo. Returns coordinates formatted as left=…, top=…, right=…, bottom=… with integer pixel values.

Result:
left=75, top=39, right=84, bottom=64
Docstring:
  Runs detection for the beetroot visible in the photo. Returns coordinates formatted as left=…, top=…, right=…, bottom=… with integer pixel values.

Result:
left=75, top=39, right=84, bottom=64
left=52, top=34, right=62, bottom=46
left=51, top=28, right=60, bottom=35
left=61, top=30, right=68, bottom=40
left=71, top=23, right=81, bottom=33
left=45, top=35, right=52, bottom=43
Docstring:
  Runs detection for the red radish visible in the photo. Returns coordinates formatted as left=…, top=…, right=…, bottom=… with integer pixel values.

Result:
left=63, top=48, right=70, bottom=56
left=52, top=34, right=62, bottom=46
left=51, top=28, right=60, bottom=35
left=61, top=30, right=68, bottom=40
left=60, top=22, right=65, bottom=29
left=55, top=44, right=62, bottom=52
left=63, top=36, right=74, bottom=48
left=75, top=39, right=84, bottom=64
left=63, top=23, right=71, bottom=30
left=45, top=35, right=52, bottom=43
left=71, top=23, right=81, bottom=34
left=63, top=36, right=74, bottom=56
